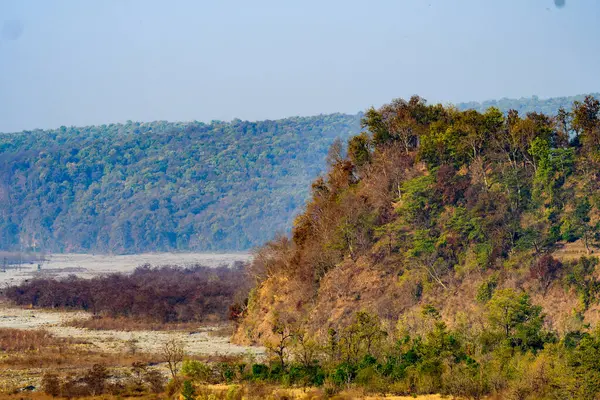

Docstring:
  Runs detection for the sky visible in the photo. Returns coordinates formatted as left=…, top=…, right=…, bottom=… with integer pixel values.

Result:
left=0, top=0, right=599, bottom=132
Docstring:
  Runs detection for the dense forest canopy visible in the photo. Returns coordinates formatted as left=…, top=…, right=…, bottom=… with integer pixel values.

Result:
left=0, top=93, right=597, bottom=254
left=0, top=114, right=361, bottom=253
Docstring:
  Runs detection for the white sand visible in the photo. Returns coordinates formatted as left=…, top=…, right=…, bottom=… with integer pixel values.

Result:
left=0, top=252, right=262, bottom=358
left=0, top=252, right=251, bottom=287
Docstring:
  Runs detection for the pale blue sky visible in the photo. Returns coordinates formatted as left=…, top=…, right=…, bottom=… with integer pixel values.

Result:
left=0, top=0, right=599, bottom=132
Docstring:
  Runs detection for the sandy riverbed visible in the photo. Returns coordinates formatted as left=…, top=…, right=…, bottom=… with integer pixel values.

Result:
left=0, top=305, right=263, bottom=357
left=0, top=252, right=251, bottom=287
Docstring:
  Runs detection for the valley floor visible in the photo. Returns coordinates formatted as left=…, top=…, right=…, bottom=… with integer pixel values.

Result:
left=0, top=252, right=251, bottom=286
left=0, top=305, right=263, bottom=357
left=0, top=303, right=263, bottom=394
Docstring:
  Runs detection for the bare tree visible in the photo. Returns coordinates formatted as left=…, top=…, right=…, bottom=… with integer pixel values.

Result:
left=267, top=319, right=293, bottom=371
left=161, top=338, right=185, bottom=379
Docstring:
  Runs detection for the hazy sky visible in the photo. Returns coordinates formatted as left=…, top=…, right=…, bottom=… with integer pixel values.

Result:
left=1, top=0, right=599, bottom=132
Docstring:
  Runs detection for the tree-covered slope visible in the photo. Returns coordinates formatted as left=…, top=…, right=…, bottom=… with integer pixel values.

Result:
left=235, top=94, right=600, bottom=396
left=457, top=93, right=600, bottom=115
left=0, top=115, right=361, bottom=253
left=0, top=94, right=595, bottom=254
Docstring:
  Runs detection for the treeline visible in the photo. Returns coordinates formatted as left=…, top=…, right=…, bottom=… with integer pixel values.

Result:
left=0, top=114, right=361, bottom=253
left=5, top=264, right=249, bottom=323
left=457, top=92, right=600, bottom=116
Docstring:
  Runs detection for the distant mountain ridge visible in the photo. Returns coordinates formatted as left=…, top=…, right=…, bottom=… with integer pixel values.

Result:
left=0, top=94, right=597, bottom=253
left=456, top=93, right=600, bottom=115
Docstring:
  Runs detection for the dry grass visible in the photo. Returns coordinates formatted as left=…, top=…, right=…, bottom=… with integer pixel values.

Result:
left=173, top=384, right=457, bottom=400
left=1, top=347, right=157, bottom=370
left=0, top=328, right=77, bottom=352
left=64, top=316, right=210, bottom=332
left=0, top=393, right=164, bottom=400
left=364, top=396, right=448, bottom=400
left=552, top=240, right=597, bottom=261
left=0, top=390, right=451, bottom=400
left=0, top=328, right=157, bottom=370
left=206, top=324, right=234, bottom=337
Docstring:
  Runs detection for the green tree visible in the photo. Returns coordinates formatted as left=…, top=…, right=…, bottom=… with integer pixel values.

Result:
left=339, top=312, right=387, bottom=364
left=347, top=132, right=372, bottom=168
left=181, top=380, right=196, bottom=400
left=487, top=289, right=546, bottom=352
left=572, top=95, right=600, bottom=154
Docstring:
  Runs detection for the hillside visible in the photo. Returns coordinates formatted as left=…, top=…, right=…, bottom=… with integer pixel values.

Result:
left=0, top=114, right=361, bottom=253
left=234, top=94, right=600, bottom=398
left=457, top=93, right=600, bottom=115
left=0, top=94, right=596, bottom=254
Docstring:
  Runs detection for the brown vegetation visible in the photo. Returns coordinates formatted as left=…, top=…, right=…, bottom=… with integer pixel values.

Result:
left=236, top=95, right=600, bottom=344
left=0, top=328, right=156, bottom=370
left=5, top=264, right=250, bottom=323
left=64, top=316, right=207, bottom=331
left=0, top=328, right=71, bottom=352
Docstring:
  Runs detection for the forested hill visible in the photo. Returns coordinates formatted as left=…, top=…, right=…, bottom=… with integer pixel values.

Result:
left=235, top=94, right=600, bottom=397
left=457, top=93, right=600, bottom=115
left=0, top=114, right=361, bottom=253
left=0, top=94, right=596, bottom=254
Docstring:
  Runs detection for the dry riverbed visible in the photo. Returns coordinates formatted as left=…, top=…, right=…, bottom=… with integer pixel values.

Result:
left=0, top=305, right=263, bottom=357
left=0, top=252, right=251, bottom=287
left=0, top=253, right=260, bottom=392
left=0, top=303, right=263, bottom=393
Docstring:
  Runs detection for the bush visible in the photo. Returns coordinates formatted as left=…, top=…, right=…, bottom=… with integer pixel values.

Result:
left=288, top=364, right=326, bottom=387
left=476, top=274, right=498, bottom=303
left=181, top=359, right=213, bottom=383
left=251, top=363, right=269, bottom=380
left=181, top=380, right=196, bottom=400
left=5, top=264, right=249, bottom=323
left=144, top=369, right=167, bottom=393
left=530, top=255, right=562, bottom=291
left=442, top=362, right=487, bottom=400
left=42, top=373, right=61, bottom=397
left=165, top=378, right=183, bottom=397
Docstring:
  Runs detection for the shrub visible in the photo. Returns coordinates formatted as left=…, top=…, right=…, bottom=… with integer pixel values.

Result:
left=251, top=363, right=269, bottom=380
left=476, top=274, right=498, bottom=303
left=181, top=380, right=196, bottom=400
left=181, top=359, right=213, bottom=383
left=530, top=254, right=562, bottom=292
left=144, top=368, right=167, bottom=393
left=42, top=373, right=61, bottom=397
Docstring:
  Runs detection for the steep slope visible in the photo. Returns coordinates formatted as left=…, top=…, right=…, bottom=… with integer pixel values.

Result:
left=236, top=94, right=600, bottom=344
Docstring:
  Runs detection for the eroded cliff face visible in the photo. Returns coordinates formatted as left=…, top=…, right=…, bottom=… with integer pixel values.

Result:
left=234, top=246, right=600, bottom=346
left=233, top=257, right=400, bottom=344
